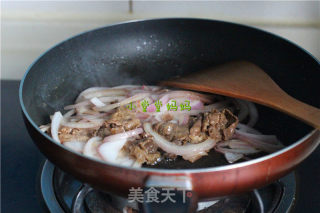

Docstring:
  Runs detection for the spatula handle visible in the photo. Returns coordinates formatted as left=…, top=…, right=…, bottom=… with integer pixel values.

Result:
left=270, top=94, right=320, bottom=130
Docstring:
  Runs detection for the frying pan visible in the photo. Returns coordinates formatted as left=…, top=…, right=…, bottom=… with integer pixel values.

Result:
left=19, top=18, right=320, bottom=211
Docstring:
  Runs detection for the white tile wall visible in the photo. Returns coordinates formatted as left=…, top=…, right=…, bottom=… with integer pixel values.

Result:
left=2, top=1, right=320, bottom=80
left=133, top=1, right=320, bottom=25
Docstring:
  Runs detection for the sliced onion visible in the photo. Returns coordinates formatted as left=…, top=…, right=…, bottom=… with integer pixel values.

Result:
left=103, top=128, right=143, bottom=142
left=236, top=123, right=261, bottom=134
left=143, top=123, right=217, bottom=161
left=112, top=85, right=140, bottom=89
left=235, top=100, right=249, bottom=122
left=218, top=139, right=256, bottom=150
left=61, top=119, right=104, bottom=129
left=78, top=113, right=109, bottom=121
left=234, top=131, right=284, bottom=153
left=142, top=85, right=161, bottom=92
left=147, top=104, right=156, bottom=112
left=235, top=100, right=258, bottom=127
left=141, top=85, right=161, bottom=91
left=159, top=94, right=170, bottom=105
left=116, top=156, right=141, bottom=168
left=215, top=146, right=260, bottom=154
left=99, top=96, right=126, bottom=103
left=51, top=111, right=63, bottom=143
left=66, top=96, right=125, bottom=110
left=75, top=87, right=110, bottom=103
left=224, top=152, right=244, bottom=163
left=94, top=92, right=150, bottom=112
left=159, top=91, right=213, bottom=103
left=132, top=161, right=143, bottom=168
left=90, top=97, right=106, bottom=107
left=130, top=89, right=148, bottom=96
left=136, top=112, right=151, bottom=121
left=84, top=88, right=127, bottom=99
left=182, top=151, right=208, bottom=162
left=190, top=100, right=204, bottom=110
left=246, top=102, right=258, bottom=127
left=173, top=114, right=189, bottom=125
left=98, top=139, right=127, bottom=163
left=83, top=137, right=102, bottom=159
left=65, top=101, right=90, bottom=110
left=235, top=130, right=281, bottom=145
left=39, top=124, right=50, bottom=132
left=64, top=141, right=85, bottom=153
left=63, top=109, right=75, bottom=118
left=204, top=100, right=229, bottom=111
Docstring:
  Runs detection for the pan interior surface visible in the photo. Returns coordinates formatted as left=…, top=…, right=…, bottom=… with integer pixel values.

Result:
left=21, top=19, right=320, bottom=169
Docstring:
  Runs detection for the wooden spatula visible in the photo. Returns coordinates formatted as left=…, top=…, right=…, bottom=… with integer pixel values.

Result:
left=160, top=61, right=320, bottom=129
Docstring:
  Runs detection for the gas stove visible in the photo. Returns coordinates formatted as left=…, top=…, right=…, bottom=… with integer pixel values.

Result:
left=40, top=160, right=296, bottom=213
left=2, top=80, right=320, bottom=213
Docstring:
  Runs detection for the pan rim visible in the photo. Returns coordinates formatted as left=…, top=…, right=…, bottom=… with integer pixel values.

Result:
left=19, top=17, right=320, bottom=174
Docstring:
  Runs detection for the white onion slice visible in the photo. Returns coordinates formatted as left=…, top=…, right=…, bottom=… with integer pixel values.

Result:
left=235, top=130, right=281, bottom=145
left=90, top=97, right=106, bottom=107
left=215, top=146, right=260, bottom=154
left=84, top=88, right=127, bottom=99
left=103, top=128, right=143, bottom=142
left=83, top=137, right=102, bottom=159
left=204, top=100, right=229, bottom=111
left=64, top=141, right=85, bottom=153
left=141, top=85, right=161, bottom=91
left=224, top=152, right=244, bottom=163
left=112, top=85, right=140, bottom=89
left=147, top=104, right=156, bottom=112
left=51, top=111, right=63, bottom=143
left=234, top=131, right=284, bottom=153
left=39, top=124, right=50, bottom=133
left=77, top=113, right=109, bottom=121
left=66, top=96, right=125, bottom=110
left=65, top=101, right=90, bottom=110
left=235, top=100, right=249, bottom=122
left=246, top=102, right=259, bottom=127
left=190, top=100, right=204, bottom=110
left=98, top=139, right=127, bottom=163
left=236, top=123, right=261, bottom=134
left=63, top=109, right=75, bottom=118
left=132, top=161, right=143, bottom=168
left=75, top=87, right=110, bottom=103
left=61, top=119, right=104, bottom=129
left=218, top=139, right=256, bottom=150
left=159, top=91, right=213, bottom=103
left=116, top=156, right=141, bottom=168
left=94, top=92, right=150, bottom=112
left=143, top=123, right=217, bottom=161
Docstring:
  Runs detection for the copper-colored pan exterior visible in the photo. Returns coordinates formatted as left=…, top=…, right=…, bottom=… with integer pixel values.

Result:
left=24, top=114, right=320, bottom=199
left=20, top=18, right=320, bottom=200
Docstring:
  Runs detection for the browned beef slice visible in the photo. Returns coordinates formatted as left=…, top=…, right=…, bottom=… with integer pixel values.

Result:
left=202, top=109, right=238, bottom=141
left=153, top=122, right=189, bottom=144
left=123, top=137, right=161, bottom=165
left=95, top=124, right=111, bottom=138
left=105, top=107, right=141, bottom=134
left=58, top=127, right=96, bottom=143
left=153, top=122, right=176, bottom=141
left=189, top=115, right=208, bottom=144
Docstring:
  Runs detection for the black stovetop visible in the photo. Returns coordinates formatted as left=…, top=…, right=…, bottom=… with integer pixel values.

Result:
left=2, top=80, right=320, bottom=213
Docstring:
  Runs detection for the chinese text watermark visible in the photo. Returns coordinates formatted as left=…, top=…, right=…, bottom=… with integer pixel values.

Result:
left=128, top=187, right=193, bottom=203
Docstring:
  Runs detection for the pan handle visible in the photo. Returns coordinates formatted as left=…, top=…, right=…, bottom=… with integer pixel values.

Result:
left=140, top=175, right=198, bottom=213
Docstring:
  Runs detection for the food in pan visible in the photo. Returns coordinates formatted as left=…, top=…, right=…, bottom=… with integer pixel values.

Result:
left=40, top=85, right=284, bottom=168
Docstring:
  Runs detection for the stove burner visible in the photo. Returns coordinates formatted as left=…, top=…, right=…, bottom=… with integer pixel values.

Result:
left=39, top=161, right=296, bottom=213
